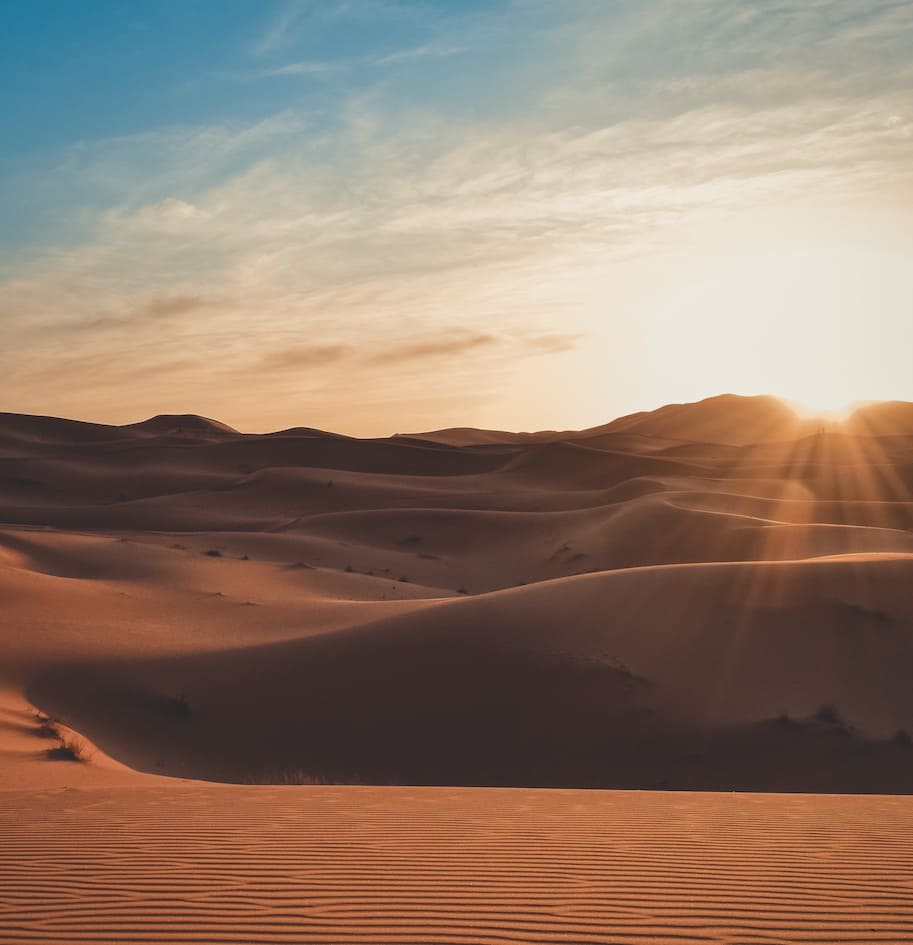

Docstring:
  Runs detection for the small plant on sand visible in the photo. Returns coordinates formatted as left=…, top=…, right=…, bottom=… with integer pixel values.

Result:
left=204, top=549, right=223, bottom=557
left=345, top=564, right=354, bottom=573
left=34, top=710, right=95, bottom=762
left=398, top=575, right=410, bottom=583
left=47, top=733, right=93, bottom=762
left=772, top=712, right=799, bottom=728
left=457, top=586, right=468, bottom=595
left=45, top=725, right=94, bottom=762
left=813, top=704, right=854, bottom=736
left=33, top=711, right=58, bottom=739
left=813, top=704, right=842, bottom=725
left=164, top=692, right=192, bottom=720
left=892, top=729, right=913, bottom=749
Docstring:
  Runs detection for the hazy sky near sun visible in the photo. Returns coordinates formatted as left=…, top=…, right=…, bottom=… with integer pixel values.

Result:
left=2, top=0, right=912, bottom=434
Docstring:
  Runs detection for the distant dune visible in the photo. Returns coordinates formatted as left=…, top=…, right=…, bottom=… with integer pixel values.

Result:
left=2, top=392, right=913, bottom=792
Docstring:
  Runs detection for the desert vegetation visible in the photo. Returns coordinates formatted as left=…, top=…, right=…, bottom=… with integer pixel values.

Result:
left=34, top=712, right=94, bottom=762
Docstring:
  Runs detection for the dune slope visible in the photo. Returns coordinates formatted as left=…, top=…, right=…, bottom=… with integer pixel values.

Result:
left=2, top=394, right=913, bottom=791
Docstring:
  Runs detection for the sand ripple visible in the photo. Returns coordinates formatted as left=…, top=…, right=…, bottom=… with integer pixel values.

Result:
left=2, top=786, right=913, bottom=944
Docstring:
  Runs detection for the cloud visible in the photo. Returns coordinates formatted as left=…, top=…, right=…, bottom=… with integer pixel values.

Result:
left=2, top=0, right=913, bottom=433
left=252, top=0, right=421, bottom=58
left=252, top=1, right=311, bottom=57
left=142, top=296, right=214, bottom=321
left=4, top=81, right=911, bottom=428
left=260, top=343, right=353, bottom=370
left=369, top=331, right=499, bottom=364
left=374, top=42, right=468, bottom=66
left=259, top=60, right=341, bottom=78
left=255, top=42, right=466, bottom=80
left=258, top=330, right=578, bottom=374
left=33, top=296, right=219, bottom=338
left=524, top=333, right=581, bottom=356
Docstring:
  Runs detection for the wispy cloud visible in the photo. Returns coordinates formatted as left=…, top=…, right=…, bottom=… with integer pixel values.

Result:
left=524, top=334, right=582, bottom=356
left=374, top=42, right=468, bottom=67
left=259, top=59, right=341, bottom=78
left=256, top=42, right=468, bottom=81
left=251, top=0, right=423, bottom=59
left=2, top=0, right=913, bottom=433
left=369, top=331, right=498, bottom=364
left=51, top=296, right=219, bottom=336
left=260, top=343, right=353, bottom=370
left=252, top=1, right=311, bottom=57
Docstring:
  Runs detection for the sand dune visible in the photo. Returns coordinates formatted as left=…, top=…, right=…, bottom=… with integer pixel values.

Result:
left=3, top=393, right=913, bottom=791
left=3, top=393, right=913, bottom=942
left=23, top=555, right=913, bottom=790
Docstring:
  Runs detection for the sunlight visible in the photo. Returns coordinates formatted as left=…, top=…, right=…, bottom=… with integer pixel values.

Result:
left=786, top=397, right=857, bottom=422
left=637, top=228, right=913, bottom=420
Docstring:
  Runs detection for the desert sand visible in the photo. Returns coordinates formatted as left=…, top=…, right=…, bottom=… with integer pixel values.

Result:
left=3, top=393, right=913, bottom=943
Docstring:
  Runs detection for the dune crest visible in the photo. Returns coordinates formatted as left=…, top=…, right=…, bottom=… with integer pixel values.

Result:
left=3, top=393, right=913, bottom=945
left=2, top=393, right=913, bottom=791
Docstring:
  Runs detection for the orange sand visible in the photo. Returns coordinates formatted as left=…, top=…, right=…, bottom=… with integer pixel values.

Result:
left=2, top=394, right=913, bottom=943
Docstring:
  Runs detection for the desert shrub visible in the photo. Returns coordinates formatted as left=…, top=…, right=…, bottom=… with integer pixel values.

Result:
left=47, top=731, right=93, bottom=762
left=165, top=693, right=191, bottom=720
left=204, top=549, right=222, bottom=557
left=814, top=704, right=842, bottom=725
left=846, top=602, right=890, bottom=623
left=33, top=712, right=57, bottom=739
left=457, top=586, right=468, bottom=595
left=813, top=704, right=855, bottom=736
left=34, top=713, right=92, bottom=761
left=398, top=575, right=410, bottom=583
left=772, top=712, right=799, bottom=728
left=345, top=564, right=354, bottom=573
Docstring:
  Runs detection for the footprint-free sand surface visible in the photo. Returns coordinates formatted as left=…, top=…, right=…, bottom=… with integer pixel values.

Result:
left=3, top=393, right=913, bottom=942
left=3, top=785, right=913, bottom=944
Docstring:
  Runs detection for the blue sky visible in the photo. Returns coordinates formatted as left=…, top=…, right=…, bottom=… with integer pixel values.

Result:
left=2, top=1, right=912, bottom=432
left=1, top=1, right=507, bottom=163
left=1, top=1, right=516, bottom=249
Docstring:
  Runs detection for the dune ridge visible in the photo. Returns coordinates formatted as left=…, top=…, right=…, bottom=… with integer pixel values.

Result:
left=3, top=393, right=913, bottom=944
left=2, top=393, right=913, bottom=791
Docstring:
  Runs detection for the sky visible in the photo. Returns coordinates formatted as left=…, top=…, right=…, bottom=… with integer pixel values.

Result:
left=1, top=0, right=912, bottom=435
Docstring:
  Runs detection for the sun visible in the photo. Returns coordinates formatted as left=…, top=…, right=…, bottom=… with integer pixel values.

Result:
left=785, top=395, right=857, bottom=421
